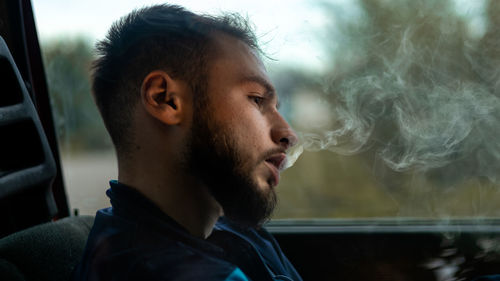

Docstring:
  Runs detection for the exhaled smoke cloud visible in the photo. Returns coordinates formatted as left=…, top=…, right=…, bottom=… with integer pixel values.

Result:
left=289, top=64, right=500, bottom=183
left=285, top=0, right=500, bottom=186
left=378, top=80, right=499, bottom=173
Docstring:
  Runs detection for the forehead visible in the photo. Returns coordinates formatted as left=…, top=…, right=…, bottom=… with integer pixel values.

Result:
left=210, top=33, right=263, bottom=67
left=207, top=34, right=273, bottom=90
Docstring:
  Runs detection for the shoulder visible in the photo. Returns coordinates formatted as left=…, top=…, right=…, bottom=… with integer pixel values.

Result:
left=76, top=235, right=248, bottom=281
left=75, top=210, right=249, bottom=281
left=130, top=252, right=250, bottom=281
left=213, top=217, right=303, bottom=281
left=214, top=217, right=279, bottom=251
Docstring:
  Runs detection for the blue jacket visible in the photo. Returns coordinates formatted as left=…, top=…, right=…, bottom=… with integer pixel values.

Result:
left=72, top=181, right=302, bottom=281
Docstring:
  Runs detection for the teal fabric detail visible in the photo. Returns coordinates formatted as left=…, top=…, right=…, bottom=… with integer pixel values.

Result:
left=225, top=268, right=249, bottom=281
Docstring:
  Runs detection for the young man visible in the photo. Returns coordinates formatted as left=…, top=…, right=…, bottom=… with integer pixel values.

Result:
left=72, top=4, right=302, bottom=281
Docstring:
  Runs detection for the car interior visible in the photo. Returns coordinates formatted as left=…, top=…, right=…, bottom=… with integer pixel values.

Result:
left=0, top=2, right=95, bottom=280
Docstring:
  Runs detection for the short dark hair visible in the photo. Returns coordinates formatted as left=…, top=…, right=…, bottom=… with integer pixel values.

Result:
left=92, top=4, right=259, bottom=153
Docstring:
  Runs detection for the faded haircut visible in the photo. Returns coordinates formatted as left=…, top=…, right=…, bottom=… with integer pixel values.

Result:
left=92, top=4, right=259, bottom=154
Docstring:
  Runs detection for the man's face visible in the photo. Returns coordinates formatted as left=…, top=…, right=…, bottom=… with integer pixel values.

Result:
left=185, top=35, right=297, bottom=227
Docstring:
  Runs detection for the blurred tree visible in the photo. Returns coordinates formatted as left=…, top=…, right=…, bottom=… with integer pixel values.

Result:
left=41, top=37, right=112, bottom=152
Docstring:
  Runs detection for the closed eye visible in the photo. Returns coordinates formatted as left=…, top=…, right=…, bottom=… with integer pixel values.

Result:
left=250, top=95, right=265, bottom=107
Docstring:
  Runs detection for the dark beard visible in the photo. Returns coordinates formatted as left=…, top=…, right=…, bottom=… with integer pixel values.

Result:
left=184, top=111, right=277, bottom=228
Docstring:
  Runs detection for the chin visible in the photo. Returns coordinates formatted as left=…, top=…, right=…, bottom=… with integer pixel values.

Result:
left=254, top=168, right=274, bottom=188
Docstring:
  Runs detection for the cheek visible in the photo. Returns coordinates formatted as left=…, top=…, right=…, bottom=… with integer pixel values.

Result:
left=234, top=111, right=269, bottom=151
left=234, top=118, right=271, bottom=178
left=211, top=94, right=271, bottom=158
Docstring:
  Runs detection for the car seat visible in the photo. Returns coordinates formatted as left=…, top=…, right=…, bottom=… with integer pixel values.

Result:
left=0, top=215, right=94, bottom=281
left=0, top=34, right=94, bottom=281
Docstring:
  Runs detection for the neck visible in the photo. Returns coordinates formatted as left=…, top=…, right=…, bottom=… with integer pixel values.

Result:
left=118, top=153, right=222, bottom=238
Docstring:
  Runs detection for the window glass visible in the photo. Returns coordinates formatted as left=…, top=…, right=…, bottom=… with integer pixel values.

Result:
left=32, top=0, right=500, bottom=221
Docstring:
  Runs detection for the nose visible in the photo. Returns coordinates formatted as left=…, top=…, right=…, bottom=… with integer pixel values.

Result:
left=271, top=114, right=298, bottom=150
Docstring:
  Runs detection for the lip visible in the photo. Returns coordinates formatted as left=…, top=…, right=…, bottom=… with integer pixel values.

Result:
left=264, top=153, right=287, bottom=187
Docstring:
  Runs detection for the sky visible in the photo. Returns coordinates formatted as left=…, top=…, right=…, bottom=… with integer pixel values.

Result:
left=31, top=0, right=338, bottom=73
left=31, top=0, right=485, bottom=74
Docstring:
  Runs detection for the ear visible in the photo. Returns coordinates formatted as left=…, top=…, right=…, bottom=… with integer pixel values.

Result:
left=140, top=70, right=189, bottom=125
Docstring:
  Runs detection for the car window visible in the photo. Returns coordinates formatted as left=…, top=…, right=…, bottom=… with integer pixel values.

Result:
left=32, top=0, right=500, bottom=224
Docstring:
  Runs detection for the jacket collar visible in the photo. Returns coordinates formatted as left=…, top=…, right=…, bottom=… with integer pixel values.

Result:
left=106, top=180, right=224, bottom=254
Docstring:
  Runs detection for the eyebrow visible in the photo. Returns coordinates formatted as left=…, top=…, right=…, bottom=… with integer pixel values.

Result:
left=239, top=75, right=281, bottom=109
